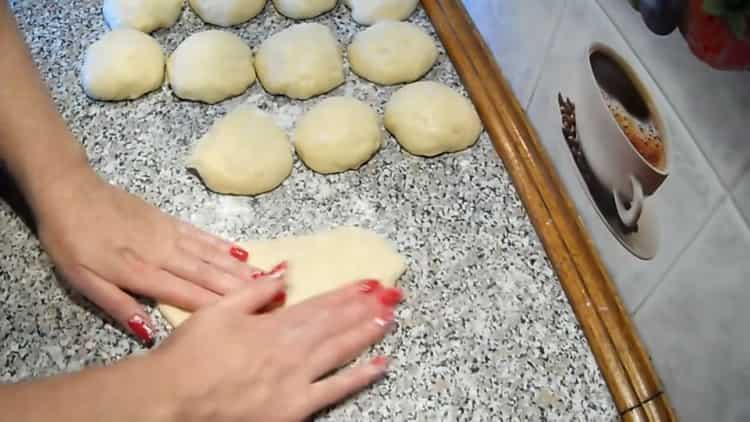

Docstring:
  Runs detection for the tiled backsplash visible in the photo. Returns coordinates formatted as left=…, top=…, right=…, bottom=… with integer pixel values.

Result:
left=463, top=0, right=750, bottom=420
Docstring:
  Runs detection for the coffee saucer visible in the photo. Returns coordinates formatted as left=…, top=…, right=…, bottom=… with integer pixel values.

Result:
left=558, top=94, right=659, bottom=260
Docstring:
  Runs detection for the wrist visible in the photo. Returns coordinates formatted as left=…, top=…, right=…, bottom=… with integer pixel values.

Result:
left=5, top=132, right=92, bottom=211
left=23, top=152, right=101, bottom=224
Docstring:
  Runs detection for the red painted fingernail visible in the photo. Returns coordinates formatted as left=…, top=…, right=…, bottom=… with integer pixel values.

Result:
left=378, top=288, right=403, bottom=307
left=127, top=315, right=154, bottom=347
left=272, top=290, right=287, bottom=304
left=371, top=356, right=389, bottom=368
left=374, top=308, right=395, bottom=327
left=267, top=261, right=288, bottom=277
left=359, top=279, right=382, bottom=293
left=251, top=261, right=288, bottom=280
left=230, top=246, right=249, bottom=262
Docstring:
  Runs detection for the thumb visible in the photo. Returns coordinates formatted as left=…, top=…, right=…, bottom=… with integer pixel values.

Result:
left=221, top=262, right=288, bottom=314
left=70, top=269, right=156, bottom=347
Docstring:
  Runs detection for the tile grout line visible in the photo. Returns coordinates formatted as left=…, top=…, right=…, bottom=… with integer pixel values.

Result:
left=592, top=0, right=735, bottom=192
left=525, top=0, right=570, bottom=110
left=632, top=194, right=729, bottom=315
left=730, top=192, right=750, bottom=230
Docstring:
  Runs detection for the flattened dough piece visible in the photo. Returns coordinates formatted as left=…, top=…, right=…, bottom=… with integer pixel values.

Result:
left=159, top=227, right=407, bottom=327
left=188, top=105, right=293, bottom=195
left=385, top=81, right=482, bottom=157
left=189, top=0, right=266, bottom=26
left=81, top=29, right=165, bottom=101
left=294, top=97, right=382, bottom=174
left=272, top=0, right=337, bottom=19
left=344, top=0, right=419, bottom=25
left=103, top=0, right=183, bottom=32
left=255, top=23, right=344, bottom=99
left=348, top=21, right=438, bottom=85
left=167, top=30, right=255, bottom=104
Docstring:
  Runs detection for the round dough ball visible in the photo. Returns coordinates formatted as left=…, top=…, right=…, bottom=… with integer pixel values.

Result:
left=188, top=106, right=293, bottom=195
left=103, top=0, right=183, bottom=32
left=349, top=21, right=438, bottom=85
left=81, top=29, right=165, bottom=101
left=167, top=30, right=255, bottom=104
left=294, top=97, right=382, bottom=174
left=344, top=0, right=418, bottom=25
left=272, top=0, right=337, bottom=19
left=255, top=23, right=344, bottom=99
left=385, top=81, right=482, bottom=157
left=189, top=0, right=266, bottom=26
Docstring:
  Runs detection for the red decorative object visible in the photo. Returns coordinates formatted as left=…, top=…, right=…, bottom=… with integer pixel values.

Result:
left=682, top=0, right=750, bottom=70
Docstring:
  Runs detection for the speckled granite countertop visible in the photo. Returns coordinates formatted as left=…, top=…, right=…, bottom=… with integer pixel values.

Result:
left=0, top=1, right=617, bottom=420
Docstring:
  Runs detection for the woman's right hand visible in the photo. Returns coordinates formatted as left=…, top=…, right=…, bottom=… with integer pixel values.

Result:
left=150, top=272, right=403, bottom=422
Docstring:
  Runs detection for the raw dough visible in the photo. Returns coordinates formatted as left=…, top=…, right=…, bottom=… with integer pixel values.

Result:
left=81, top=29, right=165, bottom=101
left=294, top=97, right=382, bottom=174
left=159, top=227, right=407, bottom=327
left=344, top=0, right=419, bottom=25
left=272, top=0, right=337, bottom=19
left=385, top=81, right=482, bottom=157
left=103, top=0, right=183, bottom=32
left=167, top=30, right=255, bottom=104
left=254, top=23, right=344, bottom=99
left=188, top=105, right=293, bottom=195
left=189, top=0, right=266, bottom=26
left=348, top=21, right=438, bottom=85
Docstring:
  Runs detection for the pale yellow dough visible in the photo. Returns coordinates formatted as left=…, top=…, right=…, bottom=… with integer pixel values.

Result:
left=344, top=0, right=419, bottom=25
left=385, top=81, right=482, bottom=157
left=159, top=227, right=407, bottom=327
left=188, top=105, right=293, bottom=195
left=167, top=30, right=255, bottom=104
left=189, top=0, right=266, bottom=27
left=348, top=21, right=438, bottom=85
left=81, top=29, right=165, bottom=101
left=254, top=23, right=344, bottom=99
left=103, top=0, right=183, bottom=32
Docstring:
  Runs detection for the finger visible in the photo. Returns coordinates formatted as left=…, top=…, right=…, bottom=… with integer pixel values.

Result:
left=163, top=249, right=248, bottom=296
left=220, top=270, right=287, bottom=314
left=304, top=356, right=390, bottom=414
left=280, top=279, right=385, bottom=325
left=115, top=260, right=221, bottom=311
left=73, top=268, right=155, bottom=346
left=295, top=295, right=379, bottom=350
left=307, top=308, right=395, bottom=380
left=176, top=222, right=260, bottom=280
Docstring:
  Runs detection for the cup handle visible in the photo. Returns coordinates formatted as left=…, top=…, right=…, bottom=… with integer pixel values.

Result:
left=613, top=175, right=644, bottom=229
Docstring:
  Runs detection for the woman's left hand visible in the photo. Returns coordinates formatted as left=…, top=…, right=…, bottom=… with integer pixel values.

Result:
left=32, top=166, right=260, bottom=345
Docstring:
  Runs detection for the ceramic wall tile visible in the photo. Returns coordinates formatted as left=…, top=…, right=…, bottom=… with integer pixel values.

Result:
left=733, top=167, right=750, bottom=224
left=526, top=0, right=724, bottom=311
left=461, top=0, right=567, bottom=108
left=597, top=0, right=750, bottom=189
left=635, top=201, right=750, bottom=422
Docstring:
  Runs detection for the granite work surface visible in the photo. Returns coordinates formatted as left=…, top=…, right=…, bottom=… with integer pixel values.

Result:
left=0, top=1, right=617, bottom=420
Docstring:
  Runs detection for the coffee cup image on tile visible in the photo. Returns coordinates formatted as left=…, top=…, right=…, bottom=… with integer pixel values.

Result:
left=575, top=43, right=670, bottom=231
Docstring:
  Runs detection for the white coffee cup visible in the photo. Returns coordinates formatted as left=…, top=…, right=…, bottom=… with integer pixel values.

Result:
left=576, top=43, right=670, bottom=228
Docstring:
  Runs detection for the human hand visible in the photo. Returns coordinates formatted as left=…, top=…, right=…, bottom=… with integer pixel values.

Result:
left=33, top=167, right=264, bottom=345
left=152, top=273, right=402, bottom=422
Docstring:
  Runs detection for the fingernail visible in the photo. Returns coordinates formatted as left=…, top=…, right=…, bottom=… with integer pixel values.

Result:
left=230, top=246, right=249, bottom=262
left=374, top=308, right=395, bottom=328
left=359, top=279, right=382, bottom=294
left=272, top=290, right=287, bottom=305
left=251, top=261, right=288, bottom=280
left=371, top=356, right=390, bottom=372
left=127, top=315, right=154, bottom=347
left=378, top=288, right=403, bottom=307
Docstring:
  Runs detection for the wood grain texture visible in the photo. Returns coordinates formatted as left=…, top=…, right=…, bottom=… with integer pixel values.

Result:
left=420, top=0, right=677, bottom=419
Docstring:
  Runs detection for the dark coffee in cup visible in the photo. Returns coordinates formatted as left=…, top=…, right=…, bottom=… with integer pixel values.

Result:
left=590, top=51, right=665, bottom=170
